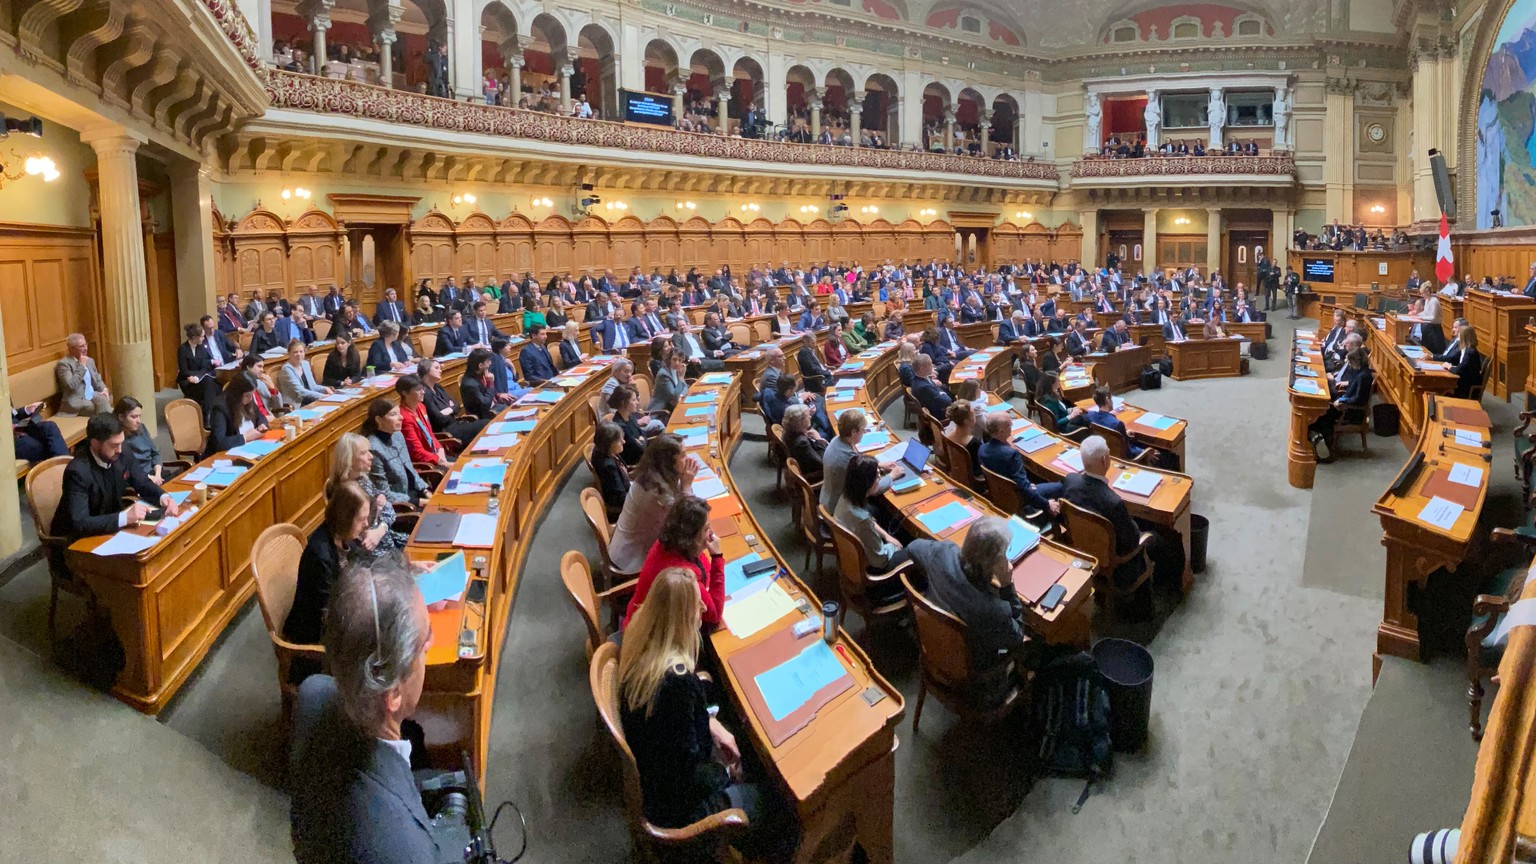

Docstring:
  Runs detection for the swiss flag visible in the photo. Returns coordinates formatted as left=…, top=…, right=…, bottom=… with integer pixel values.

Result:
left=1435, top=213, right=1454, bottom=283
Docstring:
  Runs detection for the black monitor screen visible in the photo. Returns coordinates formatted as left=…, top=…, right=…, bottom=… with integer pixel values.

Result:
left=1302, top=258, right=1335, bottom=283
left=623, top=90, right=673, bottom=127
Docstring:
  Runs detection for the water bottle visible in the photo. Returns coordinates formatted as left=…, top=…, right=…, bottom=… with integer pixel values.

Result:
left=821, top=601, right=838, bottom=643
left=488, top=483, right=501, bottom=517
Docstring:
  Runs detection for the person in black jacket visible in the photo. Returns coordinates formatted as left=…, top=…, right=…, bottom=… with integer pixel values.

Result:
left=458, top=348, right=499, bottom=420
left=794, top=334, right=831, bottom=394
left=782, top=403, right=827, bottom=484
left=1442, top=324, right=1483, bottom=399
left=282, top=482, right=369, bottom=647
left=415, top=358, right=489, bottom=443
left=365, top=321, right=415, bottom=373
left=1311, top=348, right=1375, bottom=443
left=176, top=323, right=221, bottom=410
left=434, top=309, right=472, bottom=357
left=205, top=375, right=268, bottom=458
left=51, top=413, right=177, bottom=542
left=249, top=311, right=285, bottom=355
left=323, top=330, right=363, bottom=388
left=608, top=385, right=648, bottom=465
left=592, top=421, right=631, bottom=518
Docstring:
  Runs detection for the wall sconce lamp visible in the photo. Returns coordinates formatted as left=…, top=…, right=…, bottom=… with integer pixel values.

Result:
left=0, top=152, right=59, bottom=187
left=603, top=201, right=629, bottom=212
left=859, top=205, right=879, bottom=215
left=799, top=204, right=820, bottom=214
left=675, top=200, right=696, bottom=210
left=451, top=192, right=477, bottom=208
left=738, top=202, right=760, bottom=214
left=1369, top=204, right=1386, bottom=214
left=280, top=186, right=311, bottom=202
left=1173, top=216, right=1191, bottom=226
left=1014, top=210, right=1032, bottom=220
left=530, top=196, right=554, bottom=208
left=918, top=208, right=939, bottom=217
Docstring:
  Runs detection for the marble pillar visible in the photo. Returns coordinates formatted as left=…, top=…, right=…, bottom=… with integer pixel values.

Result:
left=87, top=132, right=156, bottom=435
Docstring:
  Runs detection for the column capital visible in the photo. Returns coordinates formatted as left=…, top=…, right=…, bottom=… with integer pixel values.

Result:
left=714, top=85, right=732, bottom=102
left=81, top=128, right=145, bottom=157
left=849, top=90, right=867, bottom=105
left=308, top=14, right=332, bottom=32
left=509, top=54, right=525, bottom=70
left=670, top=81, right=687, bottom=97
left=375, top=28, right=398, bottom=45
left=559, top=63, right=576, bottom=78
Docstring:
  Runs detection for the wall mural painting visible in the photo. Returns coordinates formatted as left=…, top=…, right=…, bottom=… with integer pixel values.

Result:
left=1478, top=0, right=1536, bottom=228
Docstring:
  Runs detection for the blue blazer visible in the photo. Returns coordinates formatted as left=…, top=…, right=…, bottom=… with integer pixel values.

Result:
left=1080, top=408, right=1143, bottom=456
left=519, top=343, right=558, bottom=384
left=434, top=325, right=471, bottom=356
left=558, top=340, right=582, bottom=368
left=979, top=437, right=1033, bottom=496
left=272, top=317, right=313, bottom=347
left=374, top=300, right=407, bottom=325
left=466, top=316, right=502, bottom=346
left=591, top=319, right=634, bottom=352
left=366, top=339, right=411, bottom=370
left=997, top=320, right=1023, bottom=344
left=1099, top=328, right=1128, bottom=352
left=911, top=376, right=952, bottom=418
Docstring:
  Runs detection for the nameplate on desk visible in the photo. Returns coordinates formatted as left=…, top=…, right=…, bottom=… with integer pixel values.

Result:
left=1417, top=496, right=1463, bottom=531
left=1453, top=429, right=1488, bottom=448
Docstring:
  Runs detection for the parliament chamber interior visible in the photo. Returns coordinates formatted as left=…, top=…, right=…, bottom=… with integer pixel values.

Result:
left=9, top=0, right=1536, bottom=861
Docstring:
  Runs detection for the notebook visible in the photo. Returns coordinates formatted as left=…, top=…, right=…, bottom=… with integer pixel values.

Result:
left=414, top=512, right=462, bottom=544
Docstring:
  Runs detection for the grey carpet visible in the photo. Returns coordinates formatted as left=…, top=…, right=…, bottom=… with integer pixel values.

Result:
left=0, top=322, right=1500, bottom=862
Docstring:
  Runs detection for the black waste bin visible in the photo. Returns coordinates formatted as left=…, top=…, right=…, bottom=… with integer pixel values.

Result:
left=1189, top=513, right=1210, bottom=574
left=1373, top=402, right=1400, bottom=437
left=1092, top=638, right=1154, bottom=753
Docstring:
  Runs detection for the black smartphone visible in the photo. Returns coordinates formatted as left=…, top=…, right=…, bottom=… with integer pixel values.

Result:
left=465, top=580, right=487, bottom=604
left=1040, top=583, right=1067, bottom=611
left=144, top=507, right=166, bottom=522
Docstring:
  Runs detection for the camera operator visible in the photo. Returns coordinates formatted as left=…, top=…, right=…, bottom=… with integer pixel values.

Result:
left=290, top=563, right=464, bottom=864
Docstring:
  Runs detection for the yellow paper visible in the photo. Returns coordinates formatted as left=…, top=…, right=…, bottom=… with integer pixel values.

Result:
left=722, top=583, right=798, bottom=639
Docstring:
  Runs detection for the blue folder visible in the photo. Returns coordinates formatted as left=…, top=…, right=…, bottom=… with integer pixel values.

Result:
left=754, top=641, right=846, bottom=722
left=416, top=552, right=469, bottom=604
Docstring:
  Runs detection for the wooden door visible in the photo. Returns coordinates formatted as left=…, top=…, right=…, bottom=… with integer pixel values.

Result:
left=1105, top=229, right=1143, bottom=269
left=1225, top=230, right=1266, bottom=290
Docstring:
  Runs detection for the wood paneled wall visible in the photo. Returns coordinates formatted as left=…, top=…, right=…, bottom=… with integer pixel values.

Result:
left=216, top=207, right=1087, bottom=302
left=0, top=224, right=106, bottom=377
left=1451, top=241, right=1536, bottom=284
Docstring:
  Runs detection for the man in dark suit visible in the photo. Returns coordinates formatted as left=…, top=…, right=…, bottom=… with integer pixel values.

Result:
left=199, top=315, right=241, bottom=367
left=959, top=296, right=987, bottom=324
left=176, top=324, right=222, bottom=408
left=1161, top=309, right=1188, bottom=343
left=216, top=293, right=247, bottom=333
left=1061, top=435, right=1159, bottom=588
left=1521, top=263, right=1536, bottom=299
left=466, top=301, right=502, bottom=347
left=433, top=310, right=472, bottom=357
left=1099, top=320, right=1132, bottom=352
left=518, top=324, right=559, bottom=385
left=295, top=285, right=325, bottom=319
left=374, top=288, right=407, bottom=326
left=497, top=286, right=522, bottom=314
left=1065, top=320, right=1092, bottom=357
left=911, top=355, right=952, bottom=418
left=700, top=312, right=740, bottom=357
left=977, top=412, right=1062, bottom=515
left=322, top=284, right=346, bottom=316
left=997, top=310, right=1027, bottom=345
left=275, top=308, right=315, bottom=346
left=1077, top=386, right=1145, bottom=457
left=52, top=413, right=176, bottom=542
left=1319, top=310, right=1347, bottom=358
left=795, top=334, right=831, bottom=394
left=290, top=567, right=460, bottom=864
left=585, top=291, right=617, bottom=323
left=438, top=277, right=466, bottom=313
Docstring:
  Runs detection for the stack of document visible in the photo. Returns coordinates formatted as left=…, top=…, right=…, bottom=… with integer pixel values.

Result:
left=417, top=552, right=469, bottom=604
left=452, top=513, right=499, bottom=548
left=457, top=460, right=507, bottom=486
left=227, top=439, right=283, bottom=461
left=1111, top=469, right=1161, bottom=497
left=692, top=476, right=729, bottom=500
left=1054, top=448, right=1085, bottom=473
left=1006, top=516, right=1042, bottom=560
left=92, top=531, right=160, bottom=556
left=470, top=434, right=520, bottom=453
left=723, top=582, right=797, bottom=639
left=699, top=372, right=733, bottom=385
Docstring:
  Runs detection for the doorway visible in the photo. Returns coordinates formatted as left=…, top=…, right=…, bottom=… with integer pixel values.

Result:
left=1225, top=229, right=1267, bottom=289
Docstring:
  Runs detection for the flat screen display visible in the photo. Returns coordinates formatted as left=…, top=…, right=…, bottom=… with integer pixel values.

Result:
left=623, top=90, right=673, bottom=127
left=1302, top=258, right=1335, bottom=283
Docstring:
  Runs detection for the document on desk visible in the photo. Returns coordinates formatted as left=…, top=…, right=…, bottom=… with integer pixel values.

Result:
left=700, top=373, right=733, bottom=385
left=684, top=405, right=716, bottom=419
left=724, top=552, right=765, bottom=597
left=835, top=378, right=866, bottom=389
left=552, top=375, right=587, bottom=388
left=1112, top=470, right=1162, bottom=497
left=754, top=640, right=848, bottom=721
left=205, top=466, right=248, bottom=487
left=683, top=392, right=716, bottom=405
left=1293, top=366, right=1318, bottom=378
left=692, top=476, right=728, bottom=500
left=227, top=439, right=283, bottom=461
left=452, top=513, right=499, bottom=548
left=318, top=391, right=356, bottom=403
left=856, top=430, right=893, bottom=453
left=92, top=531, right=159, bottom=556
left=1454, top=429, right=1488, bottom=448
left=1053, top=448, right=1085, bottom=473
left=470, top=434, right=520, bottom=453
left=1448, top=463, right=1485, bottom=487
left=289, top=408, right=325, bottom=421
left=1018, top=433, right=1056, bottom=454
left=1417, top=496, right=1464, bottom=531
left=1006, top=516, right=1042, bottom=561
left=183, top=467, right=213, bottom=483
left=457, top=463, right=507, bottom=486
left=1133, top=412, right=1178, bottom=431
left=1292, top=379, right=1322, bottom=396
left=916, top=500, right=980, bottom=534
left=723, top=582, right=797, bottom=639
left=417, top=552, right=468, bottom=604
left=518, top=390, right=564, bottom=405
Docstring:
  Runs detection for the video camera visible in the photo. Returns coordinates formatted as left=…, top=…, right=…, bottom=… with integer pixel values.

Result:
left=417, top=752, right=526, bottom=863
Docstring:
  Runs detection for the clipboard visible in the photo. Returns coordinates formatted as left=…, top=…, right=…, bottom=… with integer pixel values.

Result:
left=1418, top=467, right=1481, bottom=511
left=1011, top=552, right=1069, bottom=604
left=725, top=627, right=856, bottom=747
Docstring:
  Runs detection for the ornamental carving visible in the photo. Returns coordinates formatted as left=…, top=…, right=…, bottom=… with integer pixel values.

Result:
left=1069, top=154, right=1297, bottom=178
left=200, top=0, right=268, bottom=81
left=264, top=70, right=1062, bottom=183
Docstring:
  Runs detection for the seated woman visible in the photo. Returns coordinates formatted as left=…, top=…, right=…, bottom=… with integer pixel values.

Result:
left=609, top=434, right=699, bottom=575
left=416, top=357, right=489, bottom=444
left=618, top=568, right=796, bottom=859
left=622, top=495, right=725, bottom=629
left=282, top=481, right=369, bottom=647
left=1036, top=372, right=1083, bottom=431
left=205, top=375, right=268, bottom=458
left=363, top=397, right=432, bottom=508
left=1443, top=324, right=1483, bottom=399
left=326, top=432, right=407, bottom=560
left=1017, top=344, right=1042, bottom=400
left=592, top=421, right=631, bottom=519
left=395, top=375, right=453, bottom=468
left=458, top=348, right=499, bottom=421
left=943, top=400, right=983, bottom=486
left=896, top=341, right=919, bottom=388
left=760, top=373, right=799, bottom=427
left=558, top=320, right=584, bottom=368
left=412, top=293, right=438, bottom=325
left=1202, top=317, right=1228, bottom=339
left=823, top=321, right=850, bottom=370
left=1309, top=348, right=1375, bottom=448
left=649, top=348, right=688, bottom=420
left=240, top=353, right=283, bottom=417
left=545, top=296, right=569, bottom=329
left=609, top=385, right=650, bottom=466
left=322, top=330, right=363, bottom=388
left=365, top=321, right=415, bottom=373
left=114, top=396, right=168, bottom=483
left=782, top=403, right=826, bottom=484
left=768, top=305, right=800, bottom=337
left=832, top=455, right=911, bottom=590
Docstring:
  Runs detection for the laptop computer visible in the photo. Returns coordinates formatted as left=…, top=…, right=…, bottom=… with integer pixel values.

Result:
left=415, top=511, right=462, bottom=545
left=886, top=438, right=931, bottom=482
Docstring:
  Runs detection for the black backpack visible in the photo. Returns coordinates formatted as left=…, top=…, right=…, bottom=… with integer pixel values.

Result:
left=1157, top=357, right=1173, bottom=377
left=1032, top=652, right=1113, bottom=813
left=1140, top=367, right=1162, bottom=390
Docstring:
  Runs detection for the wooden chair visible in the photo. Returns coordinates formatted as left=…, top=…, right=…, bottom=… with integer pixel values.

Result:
left=589, top=641, right=750, bottom=861
left=1469, top=355, right=1493, bottom=402
left=308, top=353, right=329, bottom=388
left=1329, top=403, right=1372, bottom=455
left=982, top=464, right=1025, bottom=516
left=751, top=320, right=772, bottom=343
left=164, top=398, right=208, bottom=461
left=631, top=376, right=653, bottom=412
left=901, top=386, right=918, bottom=428
left=235, top=329, right=253, bottom=352
left=766, top=423, right=787, bottom=493
left=559, top=550, right=635, bottom=659
left=934, top=433, right=979, bottom=491
left=25, top=456, right=80, bottom=646
left=916, top=404, right=940, bottom=449
left=1090, top=422, right=1158, bottom=465
left=1514, top=413, right=1536, bottom=509
left=250, top=523, right=325, bottom=728
left=1466, top=528, right=1536, bottom=739
left=901, top=572, right=1022, bottom=733
left=1060, top=499, right=1153, bottom=622
left=727, top=322, right=752, bottom=346
left=821, top=503, right=912, bottom=634
left=1032, top=400, right=1089, bottom=442
left=310, top=318, right=332, bottom=341
left=580, top=487, right=640, bottom=589
left=786, top=458, right=833, bottom=577
left=416, top=330, right=438, bottom=359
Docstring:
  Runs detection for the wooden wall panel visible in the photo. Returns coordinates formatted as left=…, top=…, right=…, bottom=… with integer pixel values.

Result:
left=1452, top=242, right=1536, bottom=284
left=0, top=224, right=106, bottom=377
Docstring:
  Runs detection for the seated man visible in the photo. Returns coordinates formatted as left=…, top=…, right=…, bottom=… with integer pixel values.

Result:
left=1098, top=319, right=1132, bottom=352
left=1062, top=435, right=1182, bottom=588
left=51, top=413, right=178, bottom=545
left=795, top=334, right=831, bottom=394
left=1075, top=385, right=1146, bottom=458
left=908, top=516, right=1029, bottom=710
left=54, top=333, right=111, bottom=416
left=910, top=354, right=953, bottom=419
left=976, top=412, right=1063, bottom=515
left=12, top=402, right=67, bottom=463
left=517, top=324, right=559, bottom=385
left=1064, top=320, right=1093, bottom=358
left=290, top=564, right=468, bottom=864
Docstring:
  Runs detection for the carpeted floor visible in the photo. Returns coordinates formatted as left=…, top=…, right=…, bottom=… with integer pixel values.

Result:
left=0, top=315, right=1510, bottom=862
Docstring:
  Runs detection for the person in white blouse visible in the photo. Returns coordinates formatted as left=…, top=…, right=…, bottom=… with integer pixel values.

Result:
left=278, top=339, right=333, bottom=405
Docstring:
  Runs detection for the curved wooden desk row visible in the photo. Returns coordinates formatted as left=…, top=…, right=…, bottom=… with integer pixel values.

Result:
left=944, top=346, right=1198, bottom=592
left=1363, top=314, right=1459, bottom=443
left=1286, top=328, right=1331, bottom=489
left=67, top=358, right=473, bottom=714
left=390, top=356, right=618, bottom=778
left=1463, top=287, right=1536, bottom=401
left=675, top=372, right=904, bottom=864
left=1371, top=394, right=1493, bottom=674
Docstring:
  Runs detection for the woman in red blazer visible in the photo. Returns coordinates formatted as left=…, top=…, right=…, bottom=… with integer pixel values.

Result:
left=823, top=320, right=850, bottom=368
left=395, top=374, right=448, bottom=466
left=622, top=495, right=726, bottom=630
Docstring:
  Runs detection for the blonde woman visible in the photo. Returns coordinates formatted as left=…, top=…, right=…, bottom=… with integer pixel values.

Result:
left=558, top=320, right=584, bottom=368
left=326, top=431, right=407, bottom=559
left=618, top=568, right=792, bottom=856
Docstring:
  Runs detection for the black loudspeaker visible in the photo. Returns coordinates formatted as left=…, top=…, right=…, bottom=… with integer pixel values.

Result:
left=1428, top=149, right=1455, bottom=217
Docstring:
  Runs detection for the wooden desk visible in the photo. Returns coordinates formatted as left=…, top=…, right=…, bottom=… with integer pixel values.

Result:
left=1286, top=328, right=1331, bottom=489
left=950, top=344, right=1015, bottom=399
left=1364, top=318, right=1459, bottom=443
left=954, top=320, right=999, bottom=350
left=1129, top=323, right=1167, bottom=358
left=1371, top=395, right=1493, bottom=672
left=1060, top=363, right=1096, bottom=402
left=1086, top=344, right=1148, bottom=394
left=1464, top=288, right=1536, bottom=400
left=1072, top=396, right=1189, bottom=469
left=1167, top=337, right=1242, bottom=380
left=680, top=373, right=904, bottom=864
left=1226, top=322, right=1268, bottom=345
left=1381, top=312, right=1435, bottom=346
left=949, top=349, right=1198, bottom=591
left=401, top=360, right=614, bottom=775
left=66, top=359, right=470, bottom=714
left=1291, top=248, right=1431, bottom=290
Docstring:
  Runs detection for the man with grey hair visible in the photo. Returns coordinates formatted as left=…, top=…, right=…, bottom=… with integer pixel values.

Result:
left=291, top=564, right=464, bottom=863
left=906, top=515, right=1028, bottom=709
left=1062, top=435, right=1180, bottom=590
left=600, top=359, right=663, bottom=435
left=55, top=333, right=111, bottom=416
left=758, top=346, right=786, bottom=402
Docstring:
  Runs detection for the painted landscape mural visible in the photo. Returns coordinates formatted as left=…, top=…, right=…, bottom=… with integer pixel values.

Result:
left=1479, top=0, right=1536, bottom=228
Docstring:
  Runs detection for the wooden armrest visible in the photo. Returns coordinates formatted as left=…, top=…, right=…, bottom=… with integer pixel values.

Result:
left=270, top=634, right=326, bottom=659
left=1491, top=527, right=1536, bottom=555
left=597, top=577, right=639, bottom=604
left=391, top=513, right=419, bottom=534
left=1109, top=532, right=1156, bottom=569
left=1517, top=411, right=1535, bottom=435
left=644, top=808, right=749, bottom=844
left=866, top=559, right=914, bottom=583
left=1131, top=447, right=1160, bottom=465
left=1473, top=594, right=1513, bottom=617
left=393, top=500, right=420, bottom=514
left=1061, top=426, right=1090, bottom=443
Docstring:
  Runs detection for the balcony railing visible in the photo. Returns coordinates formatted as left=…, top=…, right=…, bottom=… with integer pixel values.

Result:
left=1070, top=154, right=1297, bottom=179
left=264, top=70, right=1063, bottom=183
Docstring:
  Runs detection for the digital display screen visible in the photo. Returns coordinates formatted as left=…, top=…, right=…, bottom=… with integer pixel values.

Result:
left=623, top=90, right=673, bottom=127
left=1302, top=258, right=1335, bottom=283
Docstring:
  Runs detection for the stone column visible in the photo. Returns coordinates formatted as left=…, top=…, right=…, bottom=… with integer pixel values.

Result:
left=976, top=108, right=990, bottom=155
left=169, top=160, right=218, bottom=327
left=944, top=110, right=955, bottom=150
left=1205, top=207, right=1222, bottom=275
left=1080, top=209, right=1099, bottom=268
left=1271, top=208, right=1291, bottom=271
left=309, top=13, right=330, bottom=70
left=671, top=81, right=686, bottom=124
left=887, top=96, right=900, bottom=147
left=849, top=90, right=865, bottom=146
left=1410, top=43, right=1441, bottom=222
left=508, top=54, right=523, bottom=105
left=1142, top=208, right=1159, bottom=276
left=715, top=84, right=731, bottom=133
left=375, top=28, right=396, bottom=87
left=558, top=62, right=574, bottom=114
left=1323, top=77, right=1353, bottom=223
left=87, top=132, right=157, bottom=435
left=809, top=89, right=823, bottom=138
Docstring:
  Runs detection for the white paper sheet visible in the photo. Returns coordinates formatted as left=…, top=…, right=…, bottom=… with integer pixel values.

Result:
left=452, top=513, right=499, bottom=547
left=1454, top=429, right=1486, bottom=448
left=722, top=583, right=798, bottom=639
left=1417, top=496, right=1463, bottom=531
left=1448, top=463, right=1484, bottom=488
left=92, top=531, right=159, bottom=556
